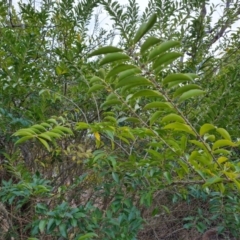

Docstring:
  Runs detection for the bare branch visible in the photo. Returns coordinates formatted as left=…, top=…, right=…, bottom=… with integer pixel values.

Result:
left=226, top=0, right=231, bottom=9
left=200, top=1, right=207, bottom=19
left=208, top=2, right=240, bottom=47
left=8, top=0, right=27, bottom=28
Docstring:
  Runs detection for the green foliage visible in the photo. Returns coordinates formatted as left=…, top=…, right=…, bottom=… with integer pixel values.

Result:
left=33, top=197, right=142, bottom=239
left=1, top=0, right=240, bottom=239
left=13, top=118, right=73, bottom=151
left=1, top=174, right=51, bottom=208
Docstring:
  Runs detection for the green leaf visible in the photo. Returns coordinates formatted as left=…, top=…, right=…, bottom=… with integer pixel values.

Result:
left=133, top=13, right=157, bottom=44
left=39, top=219, right=47, bottom=234
left=189, top=140, right=210, bottom=153
left=56, top=66, right=63, bottom=75
left=98, top=68, right=106, bottom=79
left=104, top=116, right=117, bottom=124
left=31, top=124, right=46, bottom=132
left=70, top=218, right=78, bottom=227
left=212, top=140, right=236, bottom=150
left=179, top=89, right=205, bottom=101
left=13, top=129, right=37, bottom=136
left=47, top=131, right=62, bottom=139
left=54, top=126, right=73, bottom=135
left=88, top=46, right=123, bottom=57
left=162, top=73, right=193, bottom=85
left=161, top=113, right=185, bottom=123
left=141, top=36, right=162, bottom=54
left=189, top=151, right=199, bottom=162
left=47, top=218, right=55, bottom=232
left=106, top=93, right=118, bottom=101
left=142, top=128, right=155, bottom=136
left=59, top=223, right=67, bottom=238
left=143, top=101, right=174, bottom=110
left=41, top=122, right=51, bottom=128
left=117, top=135, right=130, bottom=145
left=112, top=172, right=120, bottom=183
left=204, top=134, right=215, bottom=142
left=49, top=129, right=62, bottom=136
left=180, top=135, right=188, bottom=151
left=131, top=90, right=162, bottom=99
left=47, top=118, right=58, bottom=125
left=38, top=137, right=50, bottom=151
left=149, top=111, right=163, bottom=125
left=213, top=149, right=231, bottom=155
left=118, top=68, right=141, bottom=81
left=216, top=128, right=231, bottom=141
left=163, top=172, right=172, bottom=184
left=39, top=89, right=49, bottom=96
left=146, top=149, right=163, bottom=159
left=15, top=136, right=33, bottom=145
left=28, top=127, right=41, bottom=134
left=116, top=76, right=152, bottom=88
left=178, top=160, right=189, bottom=173
left=166, top=139, right=181, bottom=152
left=124, top=117, right=139, bottom=124
left=88, top=84, right=105, bottom=94
left=99, top=53, right=129, bottom=66
left=217, top=156, right=228, bottom=164
left=203, top=176, right=223, bottom=187
left=118, top=117, right=141, bottom=123
left=106, top=64, right=139, bottom=79
left=148, top=40, right=180, bottom=61
left=121, top=82, right=153, bottom=93
left=119, top=127, right=135, bottom=140
left=101, top=99, right=122, bottom=108
left=233, top=179, right=240, bottom=191
left=173, top=84, right=201, bottom=98
left=164, top=122, right=196, bottom=136
left=76, top=122, right=89, bottom=130
left=198, top=154, right=213, bottom=166
left=152, top=52, right=182, bottom=70
left=89, top=76, right=103, bottom=84
left=38, top=133, right=52, bottom=141
left=184, top=73, right=198, bottom=80
left=167, top=80, right=186, bottom=88
left=77, top=233, right=98, bottom=240
left=199, top=124, right=216, bottom=136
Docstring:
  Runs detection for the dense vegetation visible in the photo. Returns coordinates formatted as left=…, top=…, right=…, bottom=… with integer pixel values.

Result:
left=0, top=0, right=240, bottom=239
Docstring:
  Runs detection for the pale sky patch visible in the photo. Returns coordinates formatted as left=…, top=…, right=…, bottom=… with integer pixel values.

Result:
left=11, top=0, right=239, bottom=33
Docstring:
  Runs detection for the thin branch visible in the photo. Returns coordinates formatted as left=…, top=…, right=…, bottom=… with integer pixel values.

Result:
left=48, top=89, right=89, bottom=123
left=226, top=0, right=231, bottom=9
left=8, top=0, right=27, bottom=28
left=162, top=227, right=185, bottom=239
left=208, top=2, right=240, bottom=47
left=200, top=1, right=207, bottom=19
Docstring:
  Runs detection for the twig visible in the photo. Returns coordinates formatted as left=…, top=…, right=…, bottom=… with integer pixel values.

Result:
left=208, top=1, right=240, bottom=47
left=8, top=0, right=27, bottom=28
